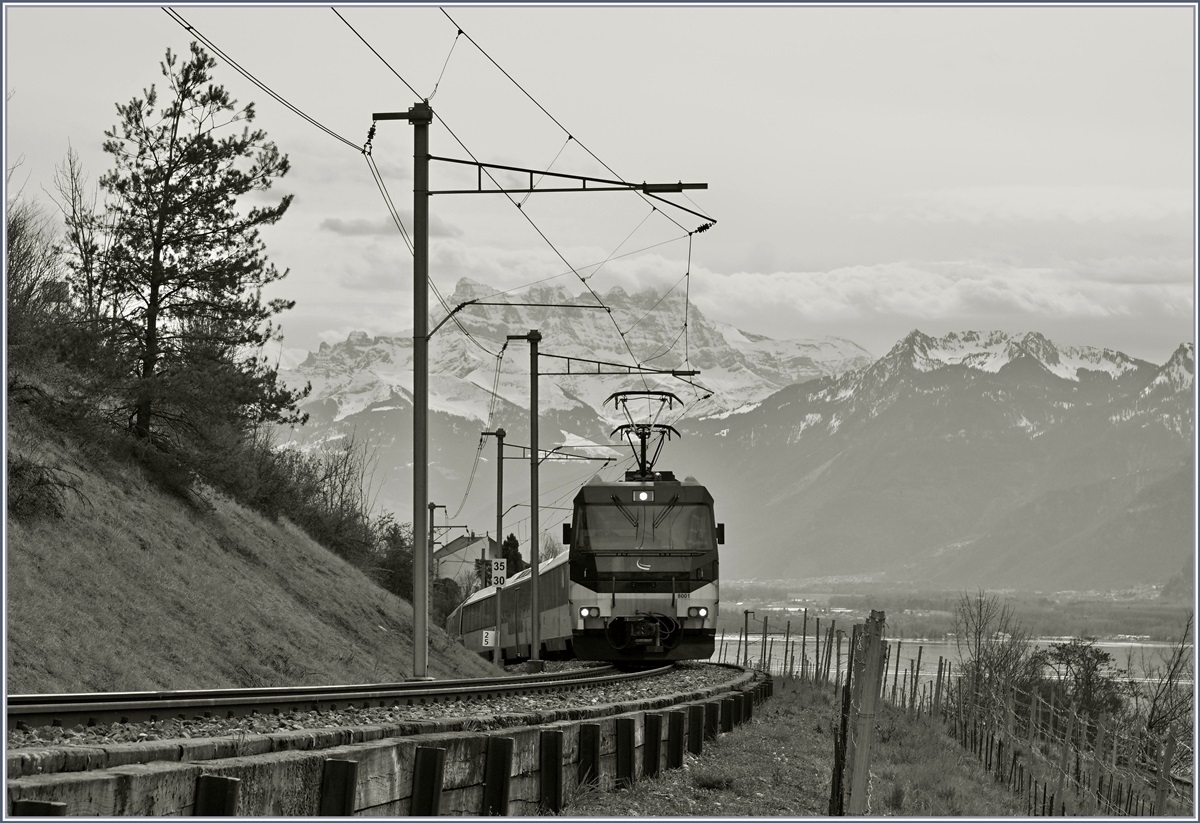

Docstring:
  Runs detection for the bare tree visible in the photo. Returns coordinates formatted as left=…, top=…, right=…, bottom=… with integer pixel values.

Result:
left=6, top=165, right=65, bottom=356
left=1125, top=614, right=1193, bottom=741
left=539, top=532, right=566, bottom=563
left=50, top=143, right=122, bottom=331
left=953, top=589, right=1040, bottom=708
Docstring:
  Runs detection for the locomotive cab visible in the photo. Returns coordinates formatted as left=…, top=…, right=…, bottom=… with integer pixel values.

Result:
left=564, top=474, right=721, bottom=661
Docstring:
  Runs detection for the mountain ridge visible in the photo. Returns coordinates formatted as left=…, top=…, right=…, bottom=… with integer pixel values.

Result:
left=277, top=287, right=1193, bottom=593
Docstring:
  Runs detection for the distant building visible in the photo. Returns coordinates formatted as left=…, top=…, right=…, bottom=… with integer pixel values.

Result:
left=434, top=532, right=501, bottom=590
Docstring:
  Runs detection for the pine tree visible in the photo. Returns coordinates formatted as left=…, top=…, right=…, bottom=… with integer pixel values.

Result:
left=502, top=533, right=527, bottom=574
left=98, top=42, right=306, bottom=451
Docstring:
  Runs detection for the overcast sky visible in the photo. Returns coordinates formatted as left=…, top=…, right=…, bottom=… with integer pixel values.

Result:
left=4, top=3, right=1196, bottom=364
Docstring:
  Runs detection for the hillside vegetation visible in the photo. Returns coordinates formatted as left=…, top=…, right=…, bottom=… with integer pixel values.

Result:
left=6, top=379, right=497, bottom=693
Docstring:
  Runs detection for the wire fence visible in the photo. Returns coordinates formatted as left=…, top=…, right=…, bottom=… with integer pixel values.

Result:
left=712, top=610, right=1194, bottom=816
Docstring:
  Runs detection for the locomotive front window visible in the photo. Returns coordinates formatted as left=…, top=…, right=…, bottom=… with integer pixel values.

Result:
left=576, top=501, right=714, bottom=553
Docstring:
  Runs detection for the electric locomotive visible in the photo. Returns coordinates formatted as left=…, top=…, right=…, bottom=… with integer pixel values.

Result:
left=447, top=391, right=723, bottom=663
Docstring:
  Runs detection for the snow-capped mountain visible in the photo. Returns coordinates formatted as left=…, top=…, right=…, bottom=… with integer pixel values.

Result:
left=682, top=332, right=1193, bottom=591
left=276, top=278, right=872, bottom=543
left=279, top=308, right=1192, bottom=593
left=284, top=277, right=872, bottom=430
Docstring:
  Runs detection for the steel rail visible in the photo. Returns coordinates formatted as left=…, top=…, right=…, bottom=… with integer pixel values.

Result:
left=7, top=664, right=673, bottom=729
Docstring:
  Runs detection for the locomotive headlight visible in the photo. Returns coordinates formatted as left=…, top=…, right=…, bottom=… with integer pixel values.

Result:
left=634, top=489, right=654, bottom=502
left=579, top=607, right=600, bottom=618
left=688, top=606, right=709, bottom=619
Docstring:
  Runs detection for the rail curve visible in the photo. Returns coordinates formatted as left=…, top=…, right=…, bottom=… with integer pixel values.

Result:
left=7, top=663, right=672, bottom=729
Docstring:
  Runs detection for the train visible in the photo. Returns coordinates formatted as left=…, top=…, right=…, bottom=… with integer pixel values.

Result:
left=446, top=391, right=724, bottom=664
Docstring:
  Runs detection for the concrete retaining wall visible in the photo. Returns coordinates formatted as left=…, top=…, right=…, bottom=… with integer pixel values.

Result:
left=7, top=677, right=773, bottom=816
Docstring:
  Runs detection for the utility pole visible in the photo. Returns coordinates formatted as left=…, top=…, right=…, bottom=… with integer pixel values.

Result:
left=481, top=428, right=506, bottom=563
left=372, top=98, right=711, bottom=682
left=374, top=101, right=433, bottom=680
left=507, top=330, right=542, bottom=670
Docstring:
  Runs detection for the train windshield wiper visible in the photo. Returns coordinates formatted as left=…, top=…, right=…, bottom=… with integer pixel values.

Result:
left=651, top=495, right=680, bottom=529
left=610, top=496, right=639, bottom=528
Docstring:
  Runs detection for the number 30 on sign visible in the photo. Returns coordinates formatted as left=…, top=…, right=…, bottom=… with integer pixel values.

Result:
left=490, top=559, right=507, bottom=586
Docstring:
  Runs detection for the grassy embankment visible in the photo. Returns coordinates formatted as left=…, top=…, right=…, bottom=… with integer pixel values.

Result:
left=563, top=677, right=1029, bottom=817
left=5, top=383, right=497, bottom=693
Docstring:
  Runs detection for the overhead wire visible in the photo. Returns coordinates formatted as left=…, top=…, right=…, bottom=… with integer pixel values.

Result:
left=439, top=6, right=697, bottom=235
left=448, top=340, right=509, bottom=519
left=427, top=25, right=462, bottom=100
left=331, top=8, right=654, bottom=392
left=163, top=5, right=713, bottom=536
left=163, top=8, right=362, bottom=152
left=435, top=7, right=719, bottom=406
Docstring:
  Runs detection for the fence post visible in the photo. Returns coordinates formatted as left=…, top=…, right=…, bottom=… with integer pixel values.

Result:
left=688, top=704, right=705, bottom=755
left=1154, top=722, right=1179, bottom=815
left=934, top=656, right=944, bottom=715
left=320, top=758, right=359, bottom=816
left=760, top=614, right=769, bottom=671
left=667, top=711, right=686, bottom=768
left=1054, top=706, right=1074, bottom=816
left=578, top=723, right=601, bottom=789
left=540, top=729, right=564, bottom=814
left=814, top=617, right=821, bottom=684
left=643, top=713, right=663, bottom=779
left=845, top=610, right=886, bottom=815
left=615, top=717, right=636, bottom=790
left=783, top=620, right=792, bottom=677
left=194, top=775, right=240, bottom=816
left=411, top=746, right=446, bottom=816
left=801, top=609, right=809, bottom=681
left=10, top=801, right=68, bottom=816
left=481, top=736, right=514, bottom=816
left=891, top=640, right=902, bottom=703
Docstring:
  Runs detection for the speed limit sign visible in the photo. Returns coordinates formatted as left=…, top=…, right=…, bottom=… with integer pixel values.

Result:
left=490, top=559, right=507, bottom=586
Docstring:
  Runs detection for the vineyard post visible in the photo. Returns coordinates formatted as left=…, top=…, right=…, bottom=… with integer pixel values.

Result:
left=760, top=614, right=769, bottom=671
left=910, top=645, right=923, bottom=715
left=826, top=621, right=837, bottom=685
left=1153, top=722, right=1178, bottom=815
left=835, top=629, right=844, bottom=692
left=783, top=620, right=792, bottom=677
left=830, top=624, right=838, bottom=685
left=1055, top=705, right=1075, bottom=815
left=944, top=660, right=951, bottom=719
left=801, top=609, right=808, bottom=681
left=845, top=610, right=886, bottom=815
left=1090, top=716, right=1108, bottom=816
left=1078, top=712, right=1090, bottom=807
left=1029, top=691, right=1038, bottom=752
left=891, top=640, right=902, bottom=703
left=934, top=656, right=944, bottom=714
left=814, top=617, right=821, bottom=684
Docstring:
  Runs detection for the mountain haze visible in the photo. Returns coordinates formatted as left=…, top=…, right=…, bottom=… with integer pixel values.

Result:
left=279, top=284, right=1193, bottom=594
left=682, top=332, right=1193, bottom=591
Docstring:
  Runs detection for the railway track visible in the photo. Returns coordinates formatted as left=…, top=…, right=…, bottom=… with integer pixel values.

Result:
left=7, top=663, right=666, bottom=730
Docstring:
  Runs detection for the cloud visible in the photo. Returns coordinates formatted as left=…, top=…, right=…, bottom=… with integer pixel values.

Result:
left=320, top=213, right=462, bottom=238
left=866, top=185, right=1192, bottom=226
left=320, top=217, right=398, bottom=237
left=690, top=260, right=1193, bottom=332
